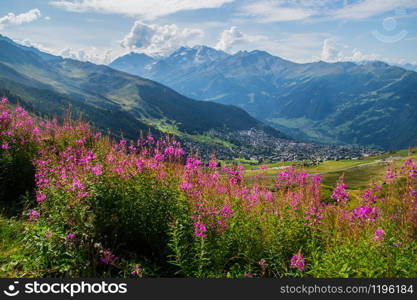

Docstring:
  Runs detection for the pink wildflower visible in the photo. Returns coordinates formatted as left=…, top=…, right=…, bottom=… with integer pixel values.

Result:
left=28, top=210, right=40, bottom=221
left=92, top=164, right=103, bottom=176
left=290, top=254, right=305, bottom=272
left=194, top=221, right=207, bottom=238
left=331, top=184, right=350, bottom=204
left=65, top=233, right=76, bottom=241
left=100, top=250, right=118, bottom=265
left=36, top=193, right=47, bottom=203
left=374, top=228, right=385, bottom=241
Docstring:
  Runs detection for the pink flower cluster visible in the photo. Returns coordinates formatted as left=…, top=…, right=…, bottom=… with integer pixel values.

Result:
left=331, top=183, right=350, bottom=204
left=350, top=206, right=379, bottom=224
left=374, top=228, right=385, bottom=241
left=275, top=168, right=309, bottom=188
left=290, top=254, right=305, bottom=272
left=100, top=250, right=118, bottom=265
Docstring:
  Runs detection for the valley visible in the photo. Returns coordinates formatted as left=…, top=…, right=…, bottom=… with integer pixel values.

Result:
left=111, top=46, right=417, bottom=151
left=0, top=35, right=379, bottom=162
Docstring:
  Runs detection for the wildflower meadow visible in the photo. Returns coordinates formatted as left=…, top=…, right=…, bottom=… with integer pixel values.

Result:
left=0, top=98, right=416, bottom=278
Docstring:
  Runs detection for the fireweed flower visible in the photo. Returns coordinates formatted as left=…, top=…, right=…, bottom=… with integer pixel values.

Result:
left=100, top=250, right=118, bottom=265
left=305, top=206, right=324, bottom=228
left=275, top=169, right=294, bottom=186
left=350, top=206, right=379, bottom=223
left=385, top=168, right=397, bottom=184
left=374, top=228, right=385, bottom=241
left=288, top=191, right=302, bottom=211
left=65, top=233, right=76, bottom=241
left=244, top=272, right=253, bottom=278
left=363, top=189, right=378, bottom=204
left=194, top=221, right=207, bottom=238
left=28, top=210, right=40, bottom=221
left=331, top=184, right=350, bottom=204
left=258, top=259, right=267, bottom=268
left=264, top=191, right=274, bottom=202
left=296, top=172, right=309, bottom=186
left=309, top=175, right=322, bottom=199
left=290, top=254, right=305, bottom=272
left=92, top=164, right=103, bottom=176
left=209, top=159, right=218, bottom=169
left=1, top=143, right=9, bottom=150
left=36, top=193, right=47, bottom=203
left=410, top=189, right=417, bottom=201
left=180, top=181, right=192, bottom=191
left=153, top=153, right=164, bottom=162
left=163, top=146, right=175, bottom=156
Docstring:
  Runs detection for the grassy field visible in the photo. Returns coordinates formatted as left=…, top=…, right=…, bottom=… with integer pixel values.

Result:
left=243, top=147, right=417, bottom=190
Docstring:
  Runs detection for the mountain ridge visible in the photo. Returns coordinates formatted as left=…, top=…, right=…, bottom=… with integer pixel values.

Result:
left=110, top=45, right=417, bottom=150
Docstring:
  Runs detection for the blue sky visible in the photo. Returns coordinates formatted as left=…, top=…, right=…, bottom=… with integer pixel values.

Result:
left=0, top=0, right=416, bottom=64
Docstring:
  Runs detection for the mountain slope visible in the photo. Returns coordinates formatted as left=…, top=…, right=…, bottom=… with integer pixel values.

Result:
left=0, top=36, right=378, bottom=161
left=0, top=36, right=286, bottom=140
left=110, top=46, right=417, bottom=150
left=1, top=35, right=313, bottom=161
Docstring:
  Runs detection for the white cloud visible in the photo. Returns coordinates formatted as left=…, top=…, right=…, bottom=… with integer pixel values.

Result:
left=0, top=9, right=41, bottom=29
left=215, top=26, right=267, bottom=52
left=319, top=38, right=387, bottom=62
left=57, top=47, right=116, bottom=64
left=120, top=21, right=203, bottom=56
left=332, top=0, right=417, bottom=20
left=18, top=38, right=118, bottom=64
left=320, top=38, right=341, bottom=61
left=237, top=0, right=318, bottom=23
left=50, top=0, right=234, bottom=20
left=237, top=0, right=417, bottom=23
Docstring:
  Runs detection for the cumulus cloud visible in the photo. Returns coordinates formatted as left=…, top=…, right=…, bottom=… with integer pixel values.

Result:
left=50, top=0, right=234, bottom=20
left=120, top=22, right=203, bottom=56
left=215, top=26, right=267, bottom=53
left=320, top=38, right=341, bottom=61
left=19, top=38, right=117, bottom=64
left=0, top=9, right=41, bottom=29
left=319, top=38, right=383, bottom=62
left=58, top=47, right=116, bottom=64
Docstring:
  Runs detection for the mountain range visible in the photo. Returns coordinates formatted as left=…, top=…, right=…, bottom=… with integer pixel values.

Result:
left=110, top=46, right=417, bottom=150
left=0, top=34, right=373, bottom=161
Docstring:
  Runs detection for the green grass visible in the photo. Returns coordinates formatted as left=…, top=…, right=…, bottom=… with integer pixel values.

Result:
left=0, top=216, right=30, bottom=277
left=245, top=147, right=417, bottom=190
left=146, top=118, right=236, bottom=148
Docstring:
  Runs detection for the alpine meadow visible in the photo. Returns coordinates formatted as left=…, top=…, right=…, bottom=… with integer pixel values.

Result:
left=0, top=0, right=416, bottom=280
